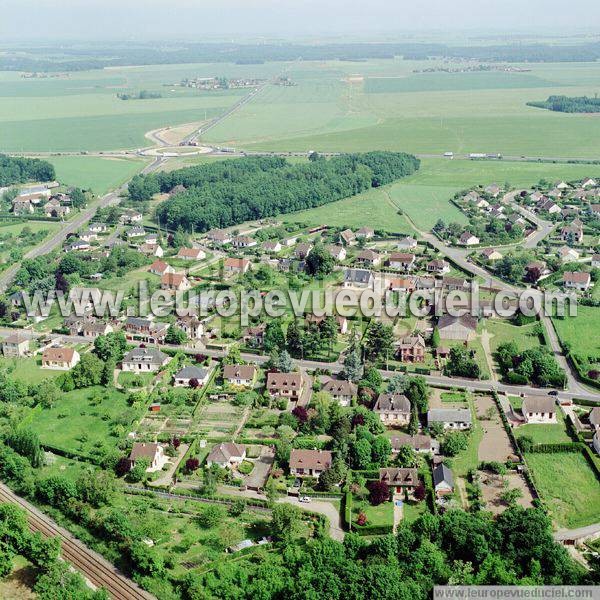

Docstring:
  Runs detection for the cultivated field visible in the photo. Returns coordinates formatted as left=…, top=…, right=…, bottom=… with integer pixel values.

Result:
left=203, top=59, right=600, bottom=159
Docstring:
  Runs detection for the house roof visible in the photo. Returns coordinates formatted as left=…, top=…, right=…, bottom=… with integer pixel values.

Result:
left=380, top=467, right=418, bottom=486
left=391, top=433, right=435, bottom=452
left=590, top=407, right=600, bottom=427
left=42, top=347, right=76, bottom=363
left=322, top=379, right=357, bottom=397
left=289, top=449, right=332, bottom=471
left=427, top=408, right=472, bottom=425
left=437, top=314, right=478, bottom=332
left=123, top=347, right=168, bottom=364
left=177, top=247, right=203, bottom=258
left=207, top=442, right=246, bottom=464
left=357, top=249, right=379, bottom=261
left=223, top=364, right=257, bottom=381
left=522, top=396, right=555, bottom=414
left=389, top=252, right=415, bottom=262
left=149, top=259, right=170, bottom=273
left=129, top=442, right=160, bottom=462
left=161, top=272, right=188, bottom=287
left=224, top=257, right=250, bottom=269
left=459, top=232, right=478, bottom=243
left=175, top=366, right=208, bottom=380
left=267, top=371, right=303, bottom=389
left=374, top=393, right=411, bottom=413
left=563, top=271, right=591, bottom=284
left=4, top=333, right=28, bottom=345
left=344, top=268, right=373, bottom=284
left=433, top=463, right=454, bottom=489
left=396, top=335, right=425, bottom=350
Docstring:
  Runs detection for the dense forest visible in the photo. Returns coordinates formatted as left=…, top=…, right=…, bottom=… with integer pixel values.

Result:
left=3, top=40, right=600, bottom=72
left=0, top=154, right=55, bottom=187
left=527, top=95, right=600, bottom=113
left=181, top=506, right=591, bottom=599
left=129, top=152, right=420, bottom=232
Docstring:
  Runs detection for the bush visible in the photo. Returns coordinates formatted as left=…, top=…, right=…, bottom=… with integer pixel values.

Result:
left=238, top=460, right=254, bottom=475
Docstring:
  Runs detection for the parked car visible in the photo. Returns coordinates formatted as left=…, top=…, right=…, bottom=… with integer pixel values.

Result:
left=299, top=496, right=311, bottom=503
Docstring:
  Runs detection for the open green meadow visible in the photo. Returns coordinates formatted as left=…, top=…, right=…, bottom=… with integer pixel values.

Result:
left=284, top=156, right=600, bottom=232
left=524, top=452, right=600, bottom=528
left=28, top=385, right=141, bottom=456
left=552, top=307, right=600, bottom=361
left=46, top=155, right=149, bottom=195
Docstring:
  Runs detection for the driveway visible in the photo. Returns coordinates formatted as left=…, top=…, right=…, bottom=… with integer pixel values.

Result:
left=244, top=446, right=274, bottom=491
left=277, top=496, right=344, bottom=541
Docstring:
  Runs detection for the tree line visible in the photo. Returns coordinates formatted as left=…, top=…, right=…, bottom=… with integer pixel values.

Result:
left=129, top=152, right=420, bottom=232
left=527, top=95, right=600, bottom=113
left=0, top=154, right=55, bottom=187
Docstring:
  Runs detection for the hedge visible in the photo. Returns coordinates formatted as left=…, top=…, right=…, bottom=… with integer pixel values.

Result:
left=566, top=352, right=600, bottom=391
left=528, top=442, right=582, bottom=453
left=41, top=443, right=100, bottom=466
left=352, top=523, right=394, bottom=536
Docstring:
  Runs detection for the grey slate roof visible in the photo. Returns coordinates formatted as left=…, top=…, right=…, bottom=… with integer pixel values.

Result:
left=175, top=366, right=208, bottom=380
left=427, top=408, right=472, bottom=425
left=433, top=463, right=454, bottom=489
left=123, top=348, right=168, bottom=364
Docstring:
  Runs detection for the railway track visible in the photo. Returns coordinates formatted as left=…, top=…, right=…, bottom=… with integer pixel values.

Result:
left=0, top=483, right=155, bottom=600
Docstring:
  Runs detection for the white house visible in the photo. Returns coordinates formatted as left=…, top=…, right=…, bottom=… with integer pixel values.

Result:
left=173, top=365, right=210, bottom=387
left=459, top=232, right=480, bottom=246
left=223, top=364, right=257, bottom=387
left=206, top=442, right=246, bottom=469
left=427, top=408, right=472, bottom=430
left=122, top=348, right=169, bottom=373
left=289, top=449, right=332, bottom=478
left=128, top=443, right=167, bottom=473
left=563, top=271, right=591, bottom=292
left=521, top=396, right=557, bottom=424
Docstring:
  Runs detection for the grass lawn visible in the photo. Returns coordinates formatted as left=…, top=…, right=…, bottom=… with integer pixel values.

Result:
left=486, top=319, right=541, bottom=354
left=402, top=500, right=428, bottom=523
left=0, top=356, right=62, bottom=385
left=47, top=155, right=149, bottom=195
left=514, top=410, right=572, bottom=444
left=440, top=391, right=467, bottom=403
left=524, top=452, right=600, bottom=528
left=284, top=185, right=411, bottom=233
left=28, top=385, right=141, bottom=455
left=352, top=497, right=394, bottom=528
left=552, top=306, right=600, bottom=362
left=448, top=397, right=483, bottom=479
left=117, top=371, right=155, bottom=389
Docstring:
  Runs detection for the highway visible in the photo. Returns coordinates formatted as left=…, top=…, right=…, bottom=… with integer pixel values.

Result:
left=0, top=482, right=155, bottom=600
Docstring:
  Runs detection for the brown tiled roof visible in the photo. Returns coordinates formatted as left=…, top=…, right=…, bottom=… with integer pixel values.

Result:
left=563, top=271, right=590, bottom=284
left=267, top=371, right=303, bottom=390
left=289, top=449, right=332, bottom=471
left=379, top=467, right=418, bottom=486
left=522, top=396, right=555, bottom=414
left=43, top=347, right=75, bottom=363
left=223, top=364, right=257, bottom=381
left=129, top=442, right=160, bottom=461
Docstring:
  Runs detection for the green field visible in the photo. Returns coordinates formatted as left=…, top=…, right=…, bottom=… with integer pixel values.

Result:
left=515, top=410, right=571, bottom=445
left=552, top=307, right=600, bottom=362
left=524, top=452, right=600, bottom=528
left=203, top=59, right=600, bottom=159
left=0, top=64, right=250, bottom=152
left=47, top=155, right=149, bottom=195
left=486, top=320, right=541, bottom=354
left=0, top=356, right=62, bottom=385
left=285, top=157, right=600, bottom=233
left=28, top=385, right=140, bottom=455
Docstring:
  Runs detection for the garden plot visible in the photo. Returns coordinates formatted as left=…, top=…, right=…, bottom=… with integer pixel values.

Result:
left=194, top=401, right=245, bottom=439
left=478, top=470, right=533, bottom=515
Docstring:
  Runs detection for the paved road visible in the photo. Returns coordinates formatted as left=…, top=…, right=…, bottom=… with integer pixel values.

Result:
left=0, top=483, right=155, bottom=599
